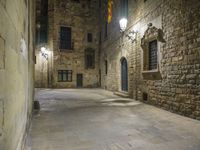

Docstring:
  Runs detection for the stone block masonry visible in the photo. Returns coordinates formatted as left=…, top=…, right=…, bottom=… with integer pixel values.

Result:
left=100, top=0, right=200, bottom=120
left=35, top=0, right=100, bottom=88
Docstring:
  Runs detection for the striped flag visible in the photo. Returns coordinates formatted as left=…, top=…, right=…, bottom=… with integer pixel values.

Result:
left=107, top=0, right=113, bottom=23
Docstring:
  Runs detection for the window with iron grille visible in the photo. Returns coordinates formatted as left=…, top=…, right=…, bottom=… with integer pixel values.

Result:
left=59, top=27, right=72, bottom=50
left=58, top=70, right=72, bottom=82
left=85, top=49, right=95, bottom=69
left=87, top=33, right=93, bottom=42
left=149, top=40, right=158, bottom=70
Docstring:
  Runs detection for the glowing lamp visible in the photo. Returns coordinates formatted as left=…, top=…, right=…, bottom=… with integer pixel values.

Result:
left=40, top=47, right=48, bottom=60
left=119, top=18, right=128, bottom=32
left=41, top=47, right=46, bottom=53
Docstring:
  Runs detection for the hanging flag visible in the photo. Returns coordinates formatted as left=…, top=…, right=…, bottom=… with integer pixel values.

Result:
left=107, top=0, right=113, bottom=23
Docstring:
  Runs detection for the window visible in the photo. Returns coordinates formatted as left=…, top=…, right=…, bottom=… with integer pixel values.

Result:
left=104, top=21, right=108, bottom=39
left=148, top=40, right=158, bottom=70
left=58, top=70, right=72, bottom=82
left=141, top=26, right=164, bottom=80
left=105, top=60, right=108, bottom=75
left=99, top=0, right=101, bottom=8
left=121, top=0, right=128, bottom=18
left=99, top=32, right=102, bottom=44
left=87, top=33, right=93, bottom=42
left=87, top=0, right=91, bottom=4
left=85, top=49, right=95, bottom=69
left=59, top=27, right=72, bottom=50
left=36, top=0, right=48, bottom=45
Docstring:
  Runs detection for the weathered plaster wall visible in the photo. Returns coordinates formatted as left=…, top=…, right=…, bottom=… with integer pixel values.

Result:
left=0, top=0, right=35, bottom=149
left=100, top=0, right=200, bottom=119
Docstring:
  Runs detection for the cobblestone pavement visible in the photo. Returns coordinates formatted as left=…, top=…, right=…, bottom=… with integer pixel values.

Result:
left=27, top=89, right=200, bottom=150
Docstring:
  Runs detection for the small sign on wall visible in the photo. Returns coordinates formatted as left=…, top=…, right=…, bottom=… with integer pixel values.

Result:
left=20, top=38, right=27, bottom=60
left=0, top=36, right=5, bottom=70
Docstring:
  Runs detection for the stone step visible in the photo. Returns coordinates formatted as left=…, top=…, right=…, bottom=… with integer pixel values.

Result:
left=114, top=91, right=130, bottom=98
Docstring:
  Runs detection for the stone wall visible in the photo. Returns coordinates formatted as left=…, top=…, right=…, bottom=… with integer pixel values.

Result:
left=0, top=0, right=35, bottom=149
left=35, top=48, right=49, bottom=88
left=100, top=0, right=200, bottom=119
left=35, top=0, right=100, bottom=88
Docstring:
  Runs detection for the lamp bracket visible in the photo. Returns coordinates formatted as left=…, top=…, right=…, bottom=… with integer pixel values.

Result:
left=40, top=47, right=49, bottom=60
left=41, top=52, right=48, bottom=60
left=125, top=30, right=137, bottom=43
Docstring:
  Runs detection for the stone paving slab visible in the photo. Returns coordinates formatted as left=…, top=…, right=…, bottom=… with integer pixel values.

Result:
left=27, top=89, right=200, bottom=150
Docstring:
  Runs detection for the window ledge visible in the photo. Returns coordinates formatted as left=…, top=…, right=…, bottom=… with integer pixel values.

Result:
left=60, top=49, right=74, bottom=53
left=142, top=69, right=162, bottom=80
left=58, top=81, right=72, bottom=82
left=86, top=68, right=95, bottom=70
left=142, top=69, right=159, bottom=74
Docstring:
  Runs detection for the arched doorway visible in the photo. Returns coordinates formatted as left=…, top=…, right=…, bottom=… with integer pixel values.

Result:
left=121, top=57, right=128, bottom=92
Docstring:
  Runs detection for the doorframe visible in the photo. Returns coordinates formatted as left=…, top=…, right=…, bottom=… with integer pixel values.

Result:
left=76, top=73, right=83, bottom=88
left=120, top=57, right=128, bottom=92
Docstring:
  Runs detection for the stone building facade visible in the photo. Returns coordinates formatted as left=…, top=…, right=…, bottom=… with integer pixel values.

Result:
left=0, top=0, right=35, bottom=150
left=35, top=0, right=100, bottom=88
left=100, top=0, right=200, bottom=120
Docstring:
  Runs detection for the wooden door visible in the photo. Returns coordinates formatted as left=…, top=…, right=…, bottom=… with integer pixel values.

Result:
left=77, top=74, right=83, bottom=88
left=121, top=58, right=128, bottom=91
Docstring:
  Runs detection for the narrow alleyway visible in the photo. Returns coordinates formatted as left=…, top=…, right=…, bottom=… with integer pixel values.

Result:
left=27, top=89, right=200, bottom=150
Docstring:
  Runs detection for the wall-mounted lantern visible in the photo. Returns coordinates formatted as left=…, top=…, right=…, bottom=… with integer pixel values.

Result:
left=40, top=47, right=48, bottom=60
left=119, top=17, right=137, bottom=43
left=119, top=18, right=128, bottom=32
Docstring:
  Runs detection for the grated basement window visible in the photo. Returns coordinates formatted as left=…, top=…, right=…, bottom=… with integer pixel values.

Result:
left=149, top=40, right=158, bottom=70
left=143, top=92, right=148, bottom=101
